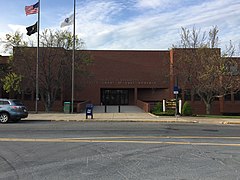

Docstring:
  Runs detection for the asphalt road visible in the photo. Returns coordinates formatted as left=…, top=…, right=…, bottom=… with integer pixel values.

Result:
left=0, top=121, right=240, bottom=180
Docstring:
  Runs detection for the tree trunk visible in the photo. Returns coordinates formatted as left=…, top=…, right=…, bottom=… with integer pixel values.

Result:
left=42, top=92, right=52, bottom=112
left=206, top=103, right=211, bottom=115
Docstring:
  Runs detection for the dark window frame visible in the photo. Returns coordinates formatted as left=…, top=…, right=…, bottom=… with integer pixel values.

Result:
left=234, top=91, right=240, bottom=101
left=193, top=93, right=201, bottom=101
left=224, top=93, right=232, bottom=101
left=184, top=89, right=191, bottom=101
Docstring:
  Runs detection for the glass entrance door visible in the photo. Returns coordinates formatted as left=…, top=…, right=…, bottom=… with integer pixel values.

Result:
left=101, top=89, right=129, bottom=105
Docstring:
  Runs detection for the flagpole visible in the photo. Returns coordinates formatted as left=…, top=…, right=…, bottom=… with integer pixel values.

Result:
left=35, top=0, right=40, bottom=113
left=71, top=0, right=76, bottom=113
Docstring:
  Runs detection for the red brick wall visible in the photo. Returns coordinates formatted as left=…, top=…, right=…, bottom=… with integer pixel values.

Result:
left=9, top=47, right=240, bottom=114
left=74, top=50, right=170, bottom=104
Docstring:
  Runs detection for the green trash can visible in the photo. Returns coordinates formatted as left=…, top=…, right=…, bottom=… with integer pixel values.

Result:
left=64, top=102, right=71, bottom=113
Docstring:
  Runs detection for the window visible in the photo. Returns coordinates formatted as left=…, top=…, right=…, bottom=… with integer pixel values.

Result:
left=101, top=89, right=129, bottom=105
left=224, top=93, right=231, bottom=101
left=229, top=65, right=239, bottom=76
left=234, top=91, right=240, bottom=101
left=34, top=92, right=41, bottom=101
left=55, top=89, right=61, bottom=101
left=24, top=89, right=32, bottom=100
left=193, top=93, right=201, bottom=101
left=12, top=100, right=24, bottom=106
left=0, top=100, right=10, bottom=105
left=184, top=89, right=191, bottom=101
left=14, top=93, right=22, bottom=100
left=2, top=91, right=9, bottom=99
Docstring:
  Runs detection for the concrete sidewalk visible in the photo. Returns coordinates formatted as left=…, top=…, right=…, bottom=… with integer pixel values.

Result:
left=25, top=112, right=240, bottom=125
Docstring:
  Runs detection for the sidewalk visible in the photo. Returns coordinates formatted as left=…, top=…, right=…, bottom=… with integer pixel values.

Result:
left=25, top=112, right=240, bottom=125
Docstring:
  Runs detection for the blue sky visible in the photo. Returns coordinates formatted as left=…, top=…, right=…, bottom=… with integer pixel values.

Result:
left=0, top=0, right=240, bottom=55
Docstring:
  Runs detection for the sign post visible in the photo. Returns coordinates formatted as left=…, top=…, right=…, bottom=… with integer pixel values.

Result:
left=173, top=86, right=179, bottom=117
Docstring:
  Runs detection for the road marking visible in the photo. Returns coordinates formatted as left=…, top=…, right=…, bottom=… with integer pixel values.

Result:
left=0, top=137, right=240, bottom=147
left=63, top=136, right=240, bottom=139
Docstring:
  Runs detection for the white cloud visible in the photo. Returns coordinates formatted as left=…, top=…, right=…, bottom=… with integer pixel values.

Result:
left=8, top=24, right=26, bottom=34
left=0, top=25, right=24, bottom=55
left=1, top=0, right=240, bottom=55
left=72, top=0, right=240, bottom=51
left=136, top=0, right=180, bottom=9
left=0, top=24, right=38, bottom=55
left=77, top=0, right=124, bottom=24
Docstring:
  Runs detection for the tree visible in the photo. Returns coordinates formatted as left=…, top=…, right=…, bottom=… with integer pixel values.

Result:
left=1, top=31, right=28, bottom=96
left=36, top=29, right=92, bottom=111
left=1, top=73, right=22, bottom=93
left=5, top=29, right=92, bottom=111
left=182, top=101, right=192, bottom=116
left=173, top=26, right=240, bottom=114
left=4, top=31, right=28, bottom=53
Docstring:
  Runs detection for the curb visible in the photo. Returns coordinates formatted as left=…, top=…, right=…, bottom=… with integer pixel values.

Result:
left=24, top=118, right=198, bottom=123
left=24, top=113, right=240, bottom=125
left=222, top=121, right=240, bottom=125
left=23, top=119, right=240, bottom=125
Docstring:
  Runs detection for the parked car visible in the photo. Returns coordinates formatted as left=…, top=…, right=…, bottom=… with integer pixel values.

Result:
left=0, top=99, right=28, bottom=123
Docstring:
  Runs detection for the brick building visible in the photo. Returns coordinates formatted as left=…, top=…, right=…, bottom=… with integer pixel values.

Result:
left=1, top=48, right=240, bottom=115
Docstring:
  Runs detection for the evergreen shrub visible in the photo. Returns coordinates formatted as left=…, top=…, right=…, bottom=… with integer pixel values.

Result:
left=182, top=101, right=192, bottom=116
left=151, top=102, right=163, bottom=114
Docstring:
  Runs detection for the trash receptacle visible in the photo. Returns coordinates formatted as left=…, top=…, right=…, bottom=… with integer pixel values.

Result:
left=64, top=102, right=71, bottom=113
left=86, top=104, right=93, bottom=119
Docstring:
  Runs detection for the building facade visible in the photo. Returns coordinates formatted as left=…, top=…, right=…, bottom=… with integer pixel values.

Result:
left=1, top=48, right=240, bottom=115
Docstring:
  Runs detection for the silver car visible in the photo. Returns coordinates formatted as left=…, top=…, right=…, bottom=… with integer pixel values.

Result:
left=0, top=99, right=28, bottom=123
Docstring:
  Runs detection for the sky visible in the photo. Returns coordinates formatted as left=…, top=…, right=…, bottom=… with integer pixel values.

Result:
left=0, top=0, right=240, bottom=55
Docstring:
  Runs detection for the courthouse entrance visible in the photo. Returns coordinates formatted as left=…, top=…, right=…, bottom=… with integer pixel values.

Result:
left=101, top=89, right=129, bottom=105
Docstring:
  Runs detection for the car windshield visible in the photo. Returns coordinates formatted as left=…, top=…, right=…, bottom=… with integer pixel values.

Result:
left=12, top=100, right=24, bottom=106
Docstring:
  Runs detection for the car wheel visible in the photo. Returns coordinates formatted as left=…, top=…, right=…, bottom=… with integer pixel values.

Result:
left=0, top=113, right=9, bottom=123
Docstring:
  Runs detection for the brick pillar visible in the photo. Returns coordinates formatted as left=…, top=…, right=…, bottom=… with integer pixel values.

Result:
left=169, top=49, right=175, bottom=99
left=134, top=88, right=138, bottom=105
left=219, top=96, right=224, bottom=114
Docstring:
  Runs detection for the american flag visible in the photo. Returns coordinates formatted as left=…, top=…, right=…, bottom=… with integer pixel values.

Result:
left=25, top=2, right=39, bottom=16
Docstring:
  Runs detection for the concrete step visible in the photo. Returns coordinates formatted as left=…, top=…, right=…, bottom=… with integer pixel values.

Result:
left=93, top=106, right=145, bottom=113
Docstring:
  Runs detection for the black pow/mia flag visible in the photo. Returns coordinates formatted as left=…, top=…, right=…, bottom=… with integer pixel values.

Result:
left=26, top=22, right=38, bottom=36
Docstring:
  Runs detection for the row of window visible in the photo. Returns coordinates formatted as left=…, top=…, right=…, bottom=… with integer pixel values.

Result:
left=1, top=89, right=62, bottom=101
left=184, top=90, right=201, bottom=101
left=183, top=90, right=240, bottom=101
left=224, top=91, right=240, bottom=101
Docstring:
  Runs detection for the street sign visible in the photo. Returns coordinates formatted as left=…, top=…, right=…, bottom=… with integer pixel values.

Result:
left=173, top=86, right=179, bottom=95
